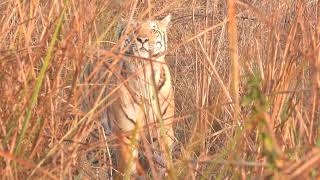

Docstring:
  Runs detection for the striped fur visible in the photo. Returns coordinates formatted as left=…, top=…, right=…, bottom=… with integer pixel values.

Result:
left=103, top=15, right=174, bottom=177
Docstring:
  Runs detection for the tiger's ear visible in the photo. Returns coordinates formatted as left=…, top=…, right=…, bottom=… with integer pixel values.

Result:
left=118, top=17, right=127, bottom=26
left=159, top=14, right=171, bottom=27
left=116, top=17, right=126, bottom=38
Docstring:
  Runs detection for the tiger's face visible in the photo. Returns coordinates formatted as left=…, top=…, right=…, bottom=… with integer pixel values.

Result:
left=119, top=15, right=171, bottom=58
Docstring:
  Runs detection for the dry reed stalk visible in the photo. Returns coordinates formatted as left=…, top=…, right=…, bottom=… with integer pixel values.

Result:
left=0, top=0, right=320, bottom=179
left=227, top=0, right=240, bottom=125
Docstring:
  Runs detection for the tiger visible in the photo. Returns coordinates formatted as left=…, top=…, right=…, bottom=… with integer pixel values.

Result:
left=102, top=14, right=175, bottom=178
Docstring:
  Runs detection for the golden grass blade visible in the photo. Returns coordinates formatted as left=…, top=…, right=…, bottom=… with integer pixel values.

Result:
left=227, top=0, right=240, bottom=125
left=14, top=1, right=68, bottom=156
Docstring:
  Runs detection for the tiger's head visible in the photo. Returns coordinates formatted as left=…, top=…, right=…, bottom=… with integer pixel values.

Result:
left=118, top=15, right=171, bottom=58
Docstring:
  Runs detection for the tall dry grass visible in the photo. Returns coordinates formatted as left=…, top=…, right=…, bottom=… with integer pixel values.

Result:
left=0, top=0, right=319, bottom=179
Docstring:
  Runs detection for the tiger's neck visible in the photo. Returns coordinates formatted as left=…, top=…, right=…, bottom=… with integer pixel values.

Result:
left=123, top=55, right=166, bottom=77
left=121, top=55, right=170, bottom=95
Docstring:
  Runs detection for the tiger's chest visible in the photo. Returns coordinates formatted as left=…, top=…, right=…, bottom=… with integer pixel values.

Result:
left=117, top=59, right=170, bottom=120
left=120, top=60, right=166, bottom=96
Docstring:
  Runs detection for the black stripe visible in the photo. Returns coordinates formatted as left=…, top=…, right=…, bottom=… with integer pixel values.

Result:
left=118, top=28, right=124, bottom=38
left=161, top=87, right=173, bottom=117
left=152, top=27, right=166, bottom=50
left=119, top=103, right=136, bottom=125
left=158, top=67, right=166, bottom=90
left=161, top=31, right=167, bottom=50
left=161, top=102, right=170, bottom=117
left=162, top=90, right=171, bottom=116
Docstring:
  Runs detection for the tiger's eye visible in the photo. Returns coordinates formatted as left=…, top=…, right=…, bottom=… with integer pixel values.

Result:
left=125, top=39, right=130, bottom=45
left=151, top=29, right=157, bottom=34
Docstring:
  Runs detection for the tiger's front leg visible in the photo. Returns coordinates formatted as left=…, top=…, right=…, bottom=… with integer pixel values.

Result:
left=117, top=131, right=140, bottom=179
left=112, top=94, right=145, bottom=179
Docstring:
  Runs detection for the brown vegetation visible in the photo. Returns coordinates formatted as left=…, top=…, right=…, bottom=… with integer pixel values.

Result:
left=0, top=0, right=319, bottom=179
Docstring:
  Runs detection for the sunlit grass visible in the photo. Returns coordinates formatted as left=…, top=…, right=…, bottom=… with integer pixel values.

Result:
left=0, top=0, right=319, bottom=179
